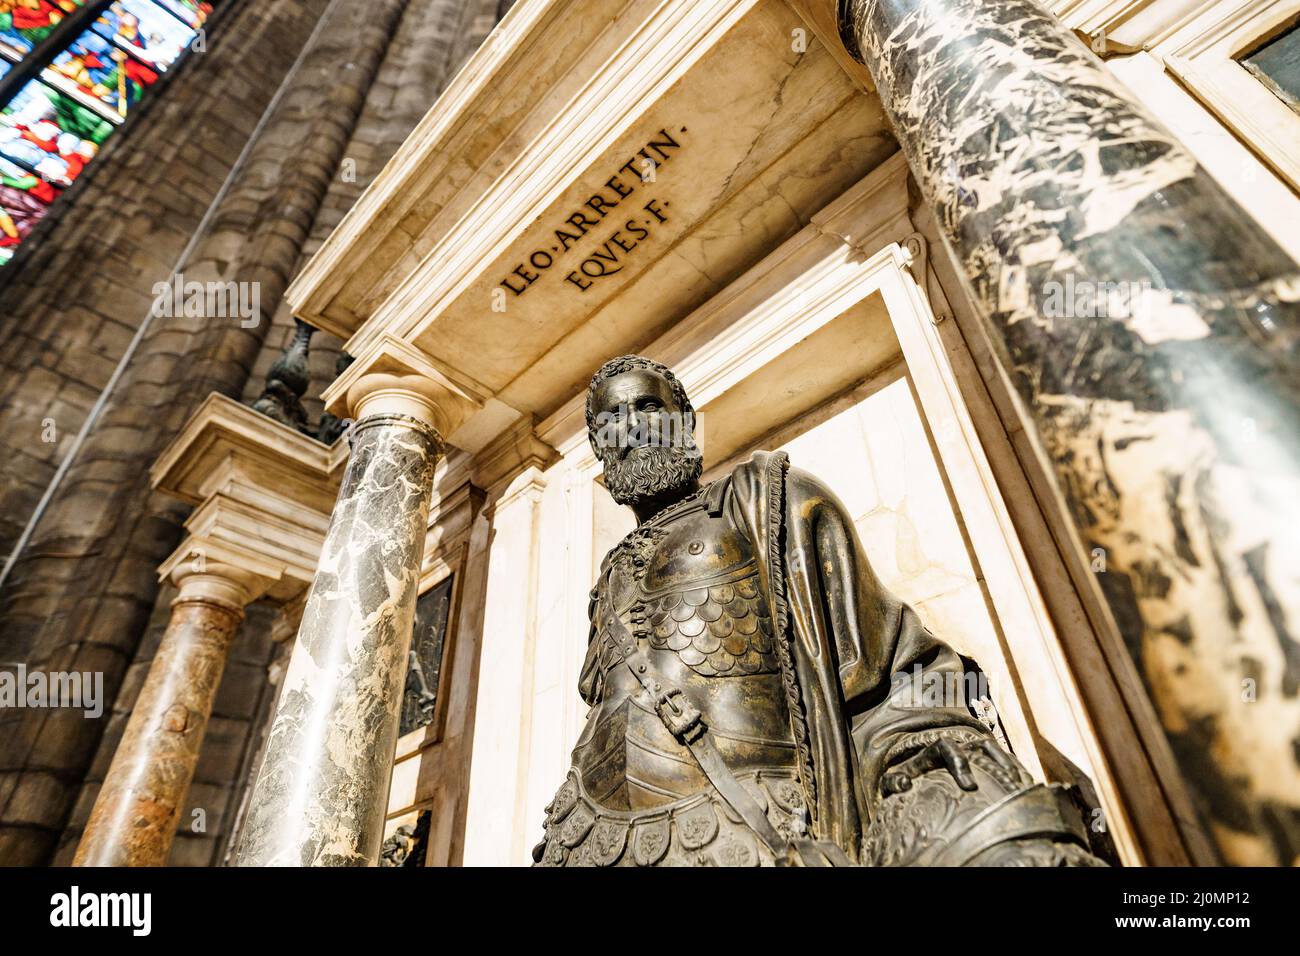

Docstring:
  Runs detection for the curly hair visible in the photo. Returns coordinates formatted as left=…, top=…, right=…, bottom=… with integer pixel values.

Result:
left=584, top=354, right=694, bottom=442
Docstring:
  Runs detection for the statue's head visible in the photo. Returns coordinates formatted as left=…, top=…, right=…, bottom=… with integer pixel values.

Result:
left=585, top=355, right=702, bottom=507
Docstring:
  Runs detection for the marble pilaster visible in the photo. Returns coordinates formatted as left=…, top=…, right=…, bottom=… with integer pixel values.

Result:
left=837, top=0, right=1300, bottom=862
left=74, top=562, right=271, bottom=867
left=460, top=467, right=548, bottom=866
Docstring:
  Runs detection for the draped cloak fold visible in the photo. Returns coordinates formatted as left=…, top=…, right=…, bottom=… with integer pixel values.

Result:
left=727, top=451, right=990, bottom=859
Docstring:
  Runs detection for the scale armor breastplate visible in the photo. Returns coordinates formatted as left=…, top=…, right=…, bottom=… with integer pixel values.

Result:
left=591, top=573, right=779, bottom=686
left=644, top=576, right=777, bottom=677
left=570, top=483, right=797, bottom=812
left=589, top=486, right=780, bottom=691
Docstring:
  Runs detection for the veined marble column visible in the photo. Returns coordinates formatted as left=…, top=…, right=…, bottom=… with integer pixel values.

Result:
left=235, top=378, right=445, bottom=866
left=74, top=564, right=267, bottom=867
left=837, top=1, right=1300, bottom=862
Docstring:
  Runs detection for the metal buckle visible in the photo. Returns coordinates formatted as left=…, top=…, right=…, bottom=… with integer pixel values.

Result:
left=656, top=688, right=705, bottom=742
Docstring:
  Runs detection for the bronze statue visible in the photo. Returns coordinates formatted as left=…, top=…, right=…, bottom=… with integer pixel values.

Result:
left=533, top=356, right=1102, bottom=867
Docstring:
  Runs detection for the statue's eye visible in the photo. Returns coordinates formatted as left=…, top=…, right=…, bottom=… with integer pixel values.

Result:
left=641, top=400, right=661, bottom=413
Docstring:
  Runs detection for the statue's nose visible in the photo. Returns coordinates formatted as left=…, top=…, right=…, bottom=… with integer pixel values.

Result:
left=624, top=408, right=648, bottom=442
left=626, top=422, right=649, bottom=447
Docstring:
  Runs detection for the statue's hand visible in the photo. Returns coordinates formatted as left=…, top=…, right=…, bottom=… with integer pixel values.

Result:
left=881, top=735, right=1024, bottom=796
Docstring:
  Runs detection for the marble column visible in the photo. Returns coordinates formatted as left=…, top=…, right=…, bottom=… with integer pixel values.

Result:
left=74, top=564, right=266, bottom=867
left=235, top=379, right=444, bottom=866
left=837, top=0, right=1300, bottom=862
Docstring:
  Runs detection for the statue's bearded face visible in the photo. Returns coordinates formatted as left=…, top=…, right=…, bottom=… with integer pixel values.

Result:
left=588, top=368, right=702, bottom=507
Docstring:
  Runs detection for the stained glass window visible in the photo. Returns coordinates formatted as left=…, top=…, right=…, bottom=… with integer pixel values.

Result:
left=0, top=0, right=220, bottom=265
left=93, top=0, right=197, bottom=71
left=153, top=0, right=212, bottom=31
left=1, top=2, right=89, bottom=64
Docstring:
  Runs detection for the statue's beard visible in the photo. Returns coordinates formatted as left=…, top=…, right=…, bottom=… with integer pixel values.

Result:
left=601, top=442, right=702, bottom=507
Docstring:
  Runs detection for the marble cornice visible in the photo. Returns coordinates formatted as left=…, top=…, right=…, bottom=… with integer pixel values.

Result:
left=357, top=0, right=764, bottom=349
left=1046, top=0, right=1231, bottom=53
left=183, top=494, right=329, bottom=586
left=283, top=0, right=583, bottom=336
left=1048, top=0, right=1158, bottom=39
left=152, top=392, right=343, bottom=606
left=1161, top=0, right=1294, bottom=57
left=286, top=0, right=738, bottom=338
left=151, top=393, right=337, bottom=507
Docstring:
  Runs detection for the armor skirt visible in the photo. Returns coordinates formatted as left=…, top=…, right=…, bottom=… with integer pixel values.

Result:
left=533, top=768, right=808, bottom=867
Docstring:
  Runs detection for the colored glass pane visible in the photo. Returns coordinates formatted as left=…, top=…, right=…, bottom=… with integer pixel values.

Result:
left=44, top=26, right=158, bottom=121
left=0, top=1, right=218, bottom=266
left=154, top=0, right=212, bottom=30
left=0, top=1, right=87, bottom=62
left=93, top=0, right=196, bottom=71
left=0, top=155, right=55, bottom=263
left=1, top=78, right=111, bottom=187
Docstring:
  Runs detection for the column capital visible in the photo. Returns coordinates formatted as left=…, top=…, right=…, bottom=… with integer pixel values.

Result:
left=160, top=535, right=281, bottom=616
left=322, top=334, right=487, bottom=435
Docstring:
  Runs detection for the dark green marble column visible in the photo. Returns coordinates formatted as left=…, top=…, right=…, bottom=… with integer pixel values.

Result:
left=234, top=411, right=442, bottom=866
left=838, top=0, right=1300, bottom=863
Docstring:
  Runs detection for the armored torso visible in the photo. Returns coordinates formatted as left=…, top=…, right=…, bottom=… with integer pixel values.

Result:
left=531, top=480, right=808, bottom=865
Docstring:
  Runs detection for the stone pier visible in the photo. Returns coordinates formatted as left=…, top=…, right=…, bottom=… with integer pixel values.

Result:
left=837, top=0, right=1300, bottom=862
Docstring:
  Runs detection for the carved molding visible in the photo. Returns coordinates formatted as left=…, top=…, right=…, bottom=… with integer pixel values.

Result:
left=1162, top=0, right=1300, bottom=192
left=160, top=537, right=283, bottom=610
left=470, top=415, right=559, bottom=495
